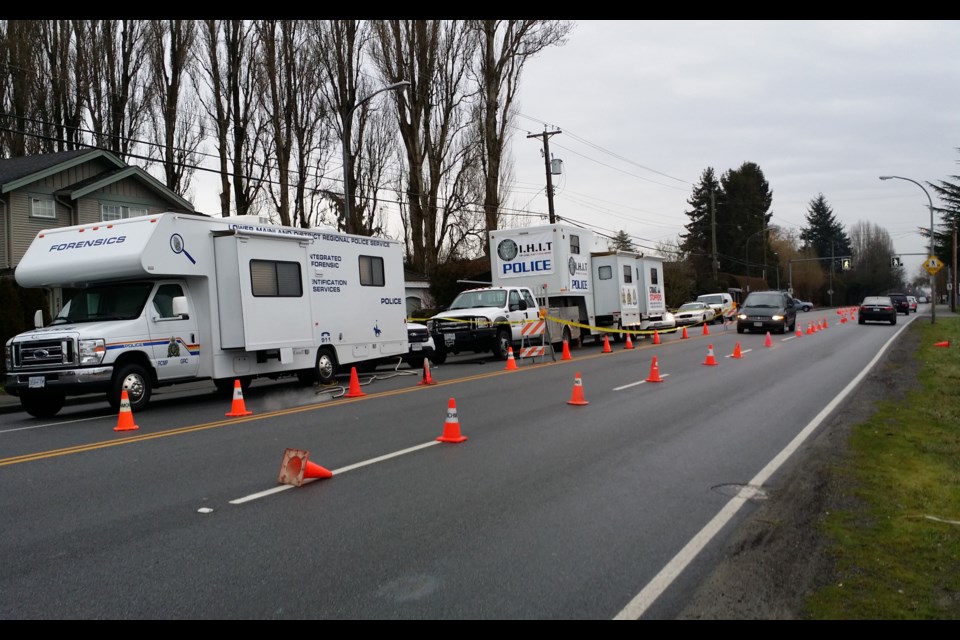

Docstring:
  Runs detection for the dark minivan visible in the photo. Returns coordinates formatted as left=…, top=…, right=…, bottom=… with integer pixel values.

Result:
left=736, top=290, right=798, bottom=334
left=887, top=292, right=910, bottom=315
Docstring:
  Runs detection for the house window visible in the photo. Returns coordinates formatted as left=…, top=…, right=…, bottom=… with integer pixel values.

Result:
left=359, top=255, right=385, bottom=286
left=31, top=197, right=56, bottom=219
left=250, top=260, right=302, bottom=297
left=101, top=204, right=150, bottom=221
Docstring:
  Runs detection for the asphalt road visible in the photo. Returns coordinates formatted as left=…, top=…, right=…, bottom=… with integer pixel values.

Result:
left=0, top=307, right=927, bottom=619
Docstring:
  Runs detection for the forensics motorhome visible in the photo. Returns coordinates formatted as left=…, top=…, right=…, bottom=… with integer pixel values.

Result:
left=4, top=213, right=408, bottom=417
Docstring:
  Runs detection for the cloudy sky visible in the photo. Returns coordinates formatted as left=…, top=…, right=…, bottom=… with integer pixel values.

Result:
left=505, top=19, right=960, bottom=278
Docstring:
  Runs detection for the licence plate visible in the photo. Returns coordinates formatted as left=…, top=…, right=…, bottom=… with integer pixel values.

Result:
left=444, top=333, right=456, bottom=346
left=754, top=321, right=763, bottom=327
left=29, top=376, right=45, bottom=389
left=411, top=343, right=422, bottom=351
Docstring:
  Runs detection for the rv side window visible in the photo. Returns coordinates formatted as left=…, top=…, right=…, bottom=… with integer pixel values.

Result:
left=650, top=268, right=659, bottom=286
left=570, top=235, right=580, bottom=255
left=598, top=265, right=612, bottom=280
left=250, top=260, right=303, bottom=297
left=359, top=255, right=385, bottom=286
left=623, top=265, right=632, bottom=283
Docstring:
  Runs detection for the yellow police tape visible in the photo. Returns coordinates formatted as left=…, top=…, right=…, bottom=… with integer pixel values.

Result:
left=408, top=313, right=735, bottom=337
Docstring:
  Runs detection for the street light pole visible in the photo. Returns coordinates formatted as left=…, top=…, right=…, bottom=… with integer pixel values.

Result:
left=342, top=80, right=411, bottom=235
left=879, top=176, right=936, bottom=324
left=745, top=224, right=778, bottom=282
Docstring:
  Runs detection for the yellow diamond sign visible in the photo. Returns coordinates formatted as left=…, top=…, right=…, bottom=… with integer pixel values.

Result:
left=924, top=255, right=944, bottom=276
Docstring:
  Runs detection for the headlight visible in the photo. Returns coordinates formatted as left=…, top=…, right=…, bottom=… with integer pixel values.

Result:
left=475, top=318, right=492, bottom=329
left=426, top=320, right=435, bottom=332
left=737, top=313, right=747, bottom=320
left=771, top=314, right=784, bottom=321
left=79, top=339, right=106, bottom=365
left=4, top=343, right=11, bottom=369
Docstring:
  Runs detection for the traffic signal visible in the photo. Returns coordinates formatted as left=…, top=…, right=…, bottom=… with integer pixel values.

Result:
left=891, top=256, right=902, bottom=268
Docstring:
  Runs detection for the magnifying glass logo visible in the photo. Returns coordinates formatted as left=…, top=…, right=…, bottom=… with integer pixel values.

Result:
left=170, top=234, right=196, bottom=264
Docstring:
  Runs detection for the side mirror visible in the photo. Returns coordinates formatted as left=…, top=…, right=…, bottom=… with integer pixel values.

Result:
left=33, top=309, right=43, bottom=329
left=171, top=295, right=189, bottom=319
left=518, top=300, right=528, bottom=311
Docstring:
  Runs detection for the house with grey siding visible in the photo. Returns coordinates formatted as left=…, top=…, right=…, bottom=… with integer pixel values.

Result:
left=0, top=149, right=195, bottom=312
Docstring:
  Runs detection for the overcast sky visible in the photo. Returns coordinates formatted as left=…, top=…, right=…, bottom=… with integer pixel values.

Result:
left=505, top=19, right=960, bottom=278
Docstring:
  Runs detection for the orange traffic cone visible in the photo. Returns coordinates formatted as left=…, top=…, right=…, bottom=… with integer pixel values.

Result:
left=731, top=342, right=743, bottom=359
left=505, top=347, right=518, bottom=370
left=681, top=326, right=689, bottom=340
left=823, top=318, right=829, bottom=329
left=653, top=330, right=661, bottom=345
left=702, top=322, right=710, bottom=336
left=225, top=379, right=252, bottom=417
left=624, top=333, right=634, bottom=349
left=703, top=344, right=718, bottom=366
left=796, top=325, right=803, bottom=337
left=567, top=372, right=589, bottom=406
left=278, top=448, right=333, bottom=486
left=806, top=322, right=813, bottom=335
left=764, top=332, right=773, bottom=348
left=561, top=339, right=572, bottom=361
left=934, top=340, right=950, bottom=348
left=646, top=356, right=663, bottom=383
left=437, top=397, right=468, bottom=443
left=113, top=389, right=139, bottom=431
left=344, top=366, right=366, bottom=398
left=418, top=357, right=437, bottom=385
left=602, top=335, right=612, bottom=353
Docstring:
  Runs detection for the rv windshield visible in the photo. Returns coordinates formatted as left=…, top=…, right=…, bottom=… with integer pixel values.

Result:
left=50, top=282, right=154, bottom=325
left=448, top=290, right=507, bottom=310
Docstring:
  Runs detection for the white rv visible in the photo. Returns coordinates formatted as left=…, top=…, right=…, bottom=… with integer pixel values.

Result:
left=488, top=224, right=668, bottom=346
left=4, top=213, right=408, bottom=417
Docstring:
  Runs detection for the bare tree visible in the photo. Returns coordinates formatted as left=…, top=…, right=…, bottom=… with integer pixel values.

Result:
left=372, top=19, right=482, bottom=274
left=257, top=20, right=328, bottom=228
left=197, top=20, right=267, bottom=217
left=470, top=20, right=572, bottom=255
left=145, top=20, right=203, bottom=199
left=82, top=20, right=151, bottom=160
left=0, top=20, right=41, bottom=156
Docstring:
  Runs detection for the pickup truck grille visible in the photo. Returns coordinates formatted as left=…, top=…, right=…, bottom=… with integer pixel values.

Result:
left=407, top=326, right=431, bottom=343
left=11, top=338, right=76, bottom=368
left=433, top=317, right=480, bottom=333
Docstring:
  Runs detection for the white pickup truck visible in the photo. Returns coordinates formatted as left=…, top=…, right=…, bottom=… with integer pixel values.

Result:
left=426, top=286, right=541, bottom=363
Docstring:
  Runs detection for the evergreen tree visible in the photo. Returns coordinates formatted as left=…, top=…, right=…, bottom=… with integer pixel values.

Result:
left=679, top=167, right=721, bottom=289
left=609, top=229, right=636, bottom=252
left=926, top=149, right=960, bottom=260
left=720, top=162, right=773, bottom=278
left=800, top=193, right=852, bottom=273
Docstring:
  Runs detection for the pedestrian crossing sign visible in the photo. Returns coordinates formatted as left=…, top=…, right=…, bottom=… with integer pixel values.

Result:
left=924, top=256, right=944, bottom=275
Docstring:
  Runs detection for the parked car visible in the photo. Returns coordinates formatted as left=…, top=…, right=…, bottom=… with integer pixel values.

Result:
left=696, top=292, right=735, bottom=324
left=918, top=296, right=928, bottom=303
left=736, top=290, right=798, bottom=334
left=859, top=296, right=897, bottom=325
left=793, top=299, right=813, bottom=312
left=887, top=292, right=910, bottom=315
left=673, top=301, right=716, bottom=326
left=907, top=296, right=918, bottom=312
left=405, top=322, right=437, bottom=365
left=641, top=310, right=677, bottom=332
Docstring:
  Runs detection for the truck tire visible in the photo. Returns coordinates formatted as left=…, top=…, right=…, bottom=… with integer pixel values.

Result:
left=19, top=390, right=65, bottom=418
left=492, top=328, right=511, bottom=360
left=315, top=347, right=338, bottom=385
left=215, top=377, right=252, bottom=395
left=430, top=346, right=447, bottom=365
left=109, top=363, right=152, bottom=412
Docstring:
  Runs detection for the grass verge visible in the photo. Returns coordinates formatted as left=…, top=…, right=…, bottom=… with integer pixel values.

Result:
left=807, top=317, right=960, bottom=619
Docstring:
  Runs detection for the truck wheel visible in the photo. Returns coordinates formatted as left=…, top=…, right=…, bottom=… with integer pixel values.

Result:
left=215, top=377, right=252, bottom=395
left=430, top=346, right=447, bottom=365
left=315, top=348, right=338, bottom=385
left=109, top=363, right=152, bottom=412
left=492, top=328, right=511, bottom=360
left=19, top=390, right=65, bottom=418
left=555, top=326, right=573, bottom=351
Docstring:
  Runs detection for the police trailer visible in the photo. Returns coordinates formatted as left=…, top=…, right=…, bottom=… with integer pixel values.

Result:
left=488, top=223, right=668, bottom=346
left=5, top=212, right=408, bottom=417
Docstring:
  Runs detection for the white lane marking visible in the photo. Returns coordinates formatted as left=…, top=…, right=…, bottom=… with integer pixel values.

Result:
left=613, top=321, right=911, bottom=619
left=614, top=374, right=670, bottom=391
left=0, top=413, right=112, bottom=434
left=229, top=440, right=441, bottom=505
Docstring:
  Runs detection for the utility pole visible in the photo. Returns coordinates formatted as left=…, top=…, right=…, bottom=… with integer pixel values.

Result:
left=953, top=224, right=957, bottom=313
left=711, top=190, right=718, bottom=282
left=528, top=129, right=561, bottom=223
left=829, top=242, right=834, bottom=307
